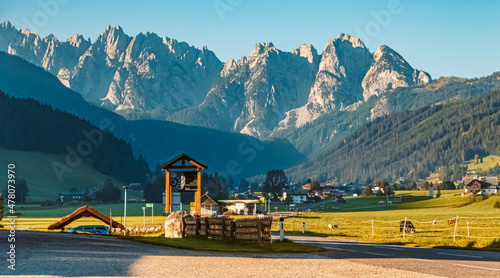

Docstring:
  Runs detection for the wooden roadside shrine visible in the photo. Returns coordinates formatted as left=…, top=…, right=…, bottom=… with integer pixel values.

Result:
left=161, top=153, right=207, bottom=215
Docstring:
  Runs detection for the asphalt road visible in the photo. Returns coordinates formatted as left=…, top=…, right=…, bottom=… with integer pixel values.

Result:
left=0, top=230, right=499, bottom=277
left=285, top=234, right=500, bottom=277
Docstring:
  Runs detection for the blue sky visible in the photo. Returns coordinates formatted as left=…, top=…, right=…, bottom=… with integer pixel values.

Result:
left=0, top=0, right=499, bottom=78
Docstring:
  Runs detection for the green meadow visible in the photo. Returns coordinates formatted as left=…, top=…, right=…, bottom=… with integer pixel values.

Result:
left=0, top=148, right=137, bottom=202
left=275, top=192, right=500, bottom=251
left=2, top=188, right=499, bottom=251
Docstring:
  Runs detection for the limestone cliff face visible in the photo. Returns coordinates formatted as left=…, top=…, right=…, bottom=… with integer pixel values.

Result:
left=1, top=21, right=431, bottom=141
left=0, top=21, right=223, bottom=114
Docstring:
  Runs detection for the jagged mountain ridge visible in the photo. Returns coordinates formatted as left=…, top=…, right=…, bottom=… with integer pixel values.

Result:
left=0, top=21, right=431, bottom=140
left=0, top=21, right=222, bottom=114
left=0, top=52, right=306, bottom=179
left=166, top=33, right=431, bottom=138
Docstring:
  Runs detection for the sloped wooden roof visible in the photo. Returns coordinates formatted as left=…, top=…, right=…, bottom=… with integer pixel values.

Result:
left=48, top=205, right=125, bottom=230
left=161, top=153, right=207, bottom=170
left=201, top=193, right=218, bottom=206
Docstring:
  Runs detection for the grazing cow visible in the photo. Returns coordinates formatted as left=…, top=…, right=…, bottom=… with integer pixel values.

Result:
left=399, top=220, right=415, bottom=233
left=328, top=224, right=338, bottom=229
left=448, top=219, right=457, bottom=225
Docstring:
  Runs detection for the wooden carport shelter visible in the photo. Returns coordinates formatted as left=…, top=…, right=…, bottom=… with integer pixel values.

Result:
left=161, top=153, right=207, bottom=215
left=48, top=205, right=124, bottom=230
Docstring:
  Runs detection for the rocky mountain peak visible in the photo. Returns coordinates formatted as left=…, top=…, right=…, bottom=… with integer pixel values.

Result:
left=65, top=33, right=90, bottom=48
left=1, top=20, right=12, bottom=29
left=362, top=44, right=431, bottom=100
left=291, top=43, right=319, bottom=64
left=251, top=42, right=277, bottom=56
left=336, top=33, right=367, bottom=49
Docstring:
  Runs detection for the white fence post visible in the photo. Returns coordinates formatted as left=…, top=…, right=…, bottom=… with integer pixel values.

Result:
left=279, top=217, right=284, bottom=241
left=453, top=215, right=459, bottom=242
left=467, top=221, right=469, bottom=238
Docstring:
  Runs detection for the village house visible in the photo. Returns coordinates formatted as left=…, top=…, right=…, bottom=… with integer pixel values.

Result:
left=288, top=192, right=308, bottom=204
left=463, top=175, right=499, bottom=194
left=218, top=199, right=260, bottom=214
left=200, top=193, right=220, bottom=216
left=59, top=189, right=87, bottom=203
left=234, top=190, right=262, bottom=200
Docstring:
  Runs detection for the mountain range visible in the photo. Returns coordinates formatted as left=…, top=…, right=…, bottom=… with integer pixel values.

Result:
left=0, top=51, right=305, bottom=179
left=0, top=21, right=431, bottom=149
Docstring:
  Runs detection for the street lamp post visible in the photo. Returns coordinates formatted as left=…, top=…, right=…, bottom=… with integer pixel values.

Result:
left=123, top=186, right=129, bottom=229
left=142, top=207, right=146, bottom=229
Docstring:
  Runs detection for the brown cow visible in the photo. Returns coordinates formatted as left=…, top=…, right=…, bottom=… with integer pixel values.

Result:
left=448, top=219, right=457, bottom=225
left=400, top=220, right=415, bottom=233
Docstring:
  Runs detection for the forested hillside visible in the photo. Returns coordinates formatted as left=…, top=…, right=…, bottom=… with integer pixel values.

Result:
left=272, top=72, right=500, bottom=155
left=0, top=90, right=148, bottom=183
left=288, top=90, right=500, bottom=183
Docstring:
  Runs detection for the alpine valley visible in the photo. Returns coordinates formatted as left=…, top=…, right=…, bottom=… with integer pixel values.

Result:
left=1, top=20, right=500, bottom=182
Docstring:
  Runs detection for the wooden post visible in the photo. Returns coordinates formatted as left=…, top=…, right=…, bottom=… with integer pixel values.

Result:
left=204, top=217, right=209, bottom=238
left=109, top=209, right=112, bottom=235
left=196, top=169, right=201, bottom=216
left=195, top=217, right=200, bottom=237
left=467, top=221, right=469, bottom=238
left=257, top=221, right=263, bottom=245
left=316, top=219, right=320, bottom=233
left=230, top=220, right=236, bottom=241
left=453, top=215, right=459, bottom=242
left=182, top=216, right=186, bottom=238
left=165, top=170, right=171, bottom=214
left=403, top=217, right=407, bottom=240
left=221, top=219, right=226, bottom=239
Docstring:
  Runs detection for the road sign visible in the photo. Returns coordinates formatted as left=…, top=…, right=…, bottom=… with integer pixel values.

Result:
left=146, top=203, right=153, bottom=208
left=244, top=207, right=248, bottom=216
left=190, top=202, right=196, bottom=211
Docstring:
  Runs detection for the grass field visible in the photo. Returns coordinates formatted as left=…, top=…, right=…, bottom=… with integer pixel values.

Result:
left=8, top=202, right=166, bottom=230
left=2, top=190, right=499, bottom=251
left=466, top=155, right=500, bottom=174
left=314, top=190, right=468, bottom=212
left=274, top=194, right=500, bottom=251
left=426, top=155, right=500, bottom=183
left=0, top=148, right=140, bottom=202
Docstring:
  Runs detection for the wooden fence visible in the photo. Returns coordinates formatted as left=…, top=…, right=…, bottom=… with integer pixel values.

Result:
left=184, top=216, right=272, bottom=244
